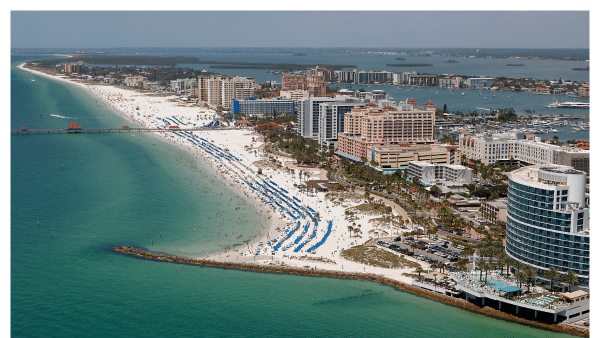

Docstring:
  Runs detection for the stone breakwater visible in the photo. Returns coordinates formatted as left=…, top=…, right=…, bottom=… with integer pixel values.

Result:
left=113, top=246, right=587, bottom=337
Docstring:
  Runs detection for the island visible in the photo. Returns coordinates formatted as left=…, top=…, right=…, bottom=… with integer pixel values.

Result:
left=386, top=63, right=433, bottom=67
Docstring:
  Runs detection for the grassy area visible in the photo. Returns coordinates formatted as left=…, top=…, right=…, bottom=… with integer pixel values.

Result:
left=324, top=192, right=364, bottom=203
left=347, top=203, right=392, bottom=216
left=340, top=246, right=420, bottom=269
left=252, top=160, right=281, bottom=170
left=369, top=216, right=403, bottom=228
left=292, top=256, right=337, bottom=264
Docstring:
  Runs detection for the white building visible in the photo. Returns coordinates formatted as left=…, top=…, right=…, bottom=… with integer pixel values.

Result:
left=466, top=77, right=495, bottom=88
left=459, top=132, right=589, bottom=174
left=408, top=161, right=472, bottom=184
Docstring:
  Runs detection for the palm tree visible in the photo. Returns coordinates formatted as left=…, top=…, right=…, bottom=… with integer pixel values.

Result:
left=476, top=260, right=486, bottom=281
left=562, top=271, right=579, bottom=292
left=497, top=251, right=510, bottom=278
left=455, top=258, right=469, bottom=272
left=524, top=266, right=536, bottom=293
left=482, top=262, right=492, bottom=283
left=512, top=260, right=525, bottom=276
left=411, top=242, right=418, bottom=254
left=544, top=267, right=561, bottom=292
left=515, top=271, right=527, bottom=289
left=415, top=266, right=425, bottom=280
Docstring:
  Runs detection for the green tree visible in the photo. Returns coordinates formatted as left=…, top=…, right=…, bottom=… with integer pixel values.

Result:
left=544, top=267, right=561, bottom=292
left=455, top=258, right=470, bottom=272
left=476, top=260, right=486, bottom=281
left=561, top=271, right=579, bottom=292
left=415, top=266, right=425, bottom=280
left=482, top=262, right=492, bottom=283
left=523, top=266, right=536, bottom=293
left=515, top=271, right=527, bottom=288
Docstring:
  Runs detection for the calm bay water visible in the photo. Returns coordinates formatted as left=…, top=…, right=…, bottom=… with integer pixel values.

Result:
left=11, top=54, right=577, bottom=337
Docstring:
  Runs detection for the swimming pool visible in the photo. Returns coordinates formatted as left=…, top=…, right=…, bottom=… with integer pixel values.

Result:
left=487, top=279, right=510, bottom=290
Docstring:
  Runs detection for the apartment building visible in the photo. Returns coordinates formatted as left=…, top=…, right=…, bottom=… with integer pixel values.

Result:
left=466, top=77, right=495, bottom=88
left=334, top=70, right=394, bottom=84
left=63, top=61, right=84, bottom=75
left=198, top=75, right=256, bottom=109
left=408, top=74, right=437, bottom=86
left=231, top=98, right=295, bottom=116
left=281, top=67, right=331, bottom=96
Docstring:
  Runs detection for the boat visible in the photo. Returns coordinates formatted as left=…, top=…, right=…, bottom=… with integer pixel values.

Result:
left=546, top=101, right=589, bottom=109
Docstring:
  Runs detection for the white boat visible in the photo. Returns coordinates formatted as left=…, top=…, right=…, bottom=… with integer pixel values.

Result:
left=546, top=101, right=589, bottom=109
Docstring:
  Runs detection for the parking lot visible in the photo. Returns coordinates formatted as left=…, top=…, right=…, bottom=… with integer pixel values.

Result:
left=377, top=236, right=468, bottom=267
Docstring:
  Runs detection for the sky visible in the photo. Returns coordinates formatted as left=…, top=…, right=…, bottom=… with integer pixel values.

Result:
left=10, top=11, right=590, bottom=49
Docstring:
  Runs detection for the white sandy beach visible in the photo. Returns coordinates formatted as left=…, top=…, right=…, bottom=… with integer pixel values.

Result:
left=18, top=64, right=428, bottom=284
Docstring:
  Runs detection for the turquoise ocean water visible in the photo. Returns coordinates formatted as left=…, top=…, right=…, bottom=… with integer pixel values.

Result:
left=11, top=55, right=576, bottom=337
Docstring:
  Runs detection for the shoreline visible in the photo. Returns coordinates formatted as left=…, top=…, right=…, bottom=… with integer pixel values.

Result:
left=114, top=245, right=588, bottom=338
left=16, top=62, right=285, bottom=258
left=15, top=63, right=587, bottom=336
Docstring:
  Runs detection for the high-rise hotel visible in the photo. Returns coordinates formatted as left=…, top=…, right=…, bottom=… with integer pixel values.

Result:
left=506, top=165, right=589, bottom=283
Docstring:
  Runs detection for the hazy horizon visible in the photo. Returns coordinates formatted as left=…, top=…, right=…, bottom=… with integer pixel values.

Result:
left=11, top=11, right=589, bottom=49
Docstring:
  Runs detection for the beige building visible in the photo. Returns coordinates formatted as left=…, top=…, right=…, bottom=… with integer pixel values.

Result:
left=336, top=103, right=436, bottom=160
left=64, top=61, right=84, bottom=75
left=124, top=75, right=148, bottom=87
left=366, top=144, right=456, bottom=174
left=281, top=67, right=330, bottom=97
left=480, top=199, right=508, bottom=223
left=198, top=75, right=255, bottom=109
left=280, top=89, right=312, bottom=100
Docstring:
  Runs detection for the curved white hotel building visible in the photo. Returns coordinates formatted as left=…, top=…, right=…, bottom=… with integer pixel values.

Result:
left=506, top=165, right=589, bottom=283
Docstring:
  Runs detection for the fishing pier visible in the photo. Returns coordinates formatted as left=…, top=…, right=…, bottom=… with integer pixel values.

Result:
left=12, top=123, right=232, bottom=135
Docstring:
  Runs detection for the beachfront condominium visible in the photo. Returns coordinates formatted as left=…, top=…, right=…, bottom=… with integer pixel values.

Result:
left=336, top=103, right=436, bottom=161
left=231, top=97, right=295, bottom=117
left=63, top=61, right=84, bottom=75
left=197, top=75, right=256, bottom=110
left=506, top=165, right=589, bottom=284
left=297, top=96, right=367, bottom=145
